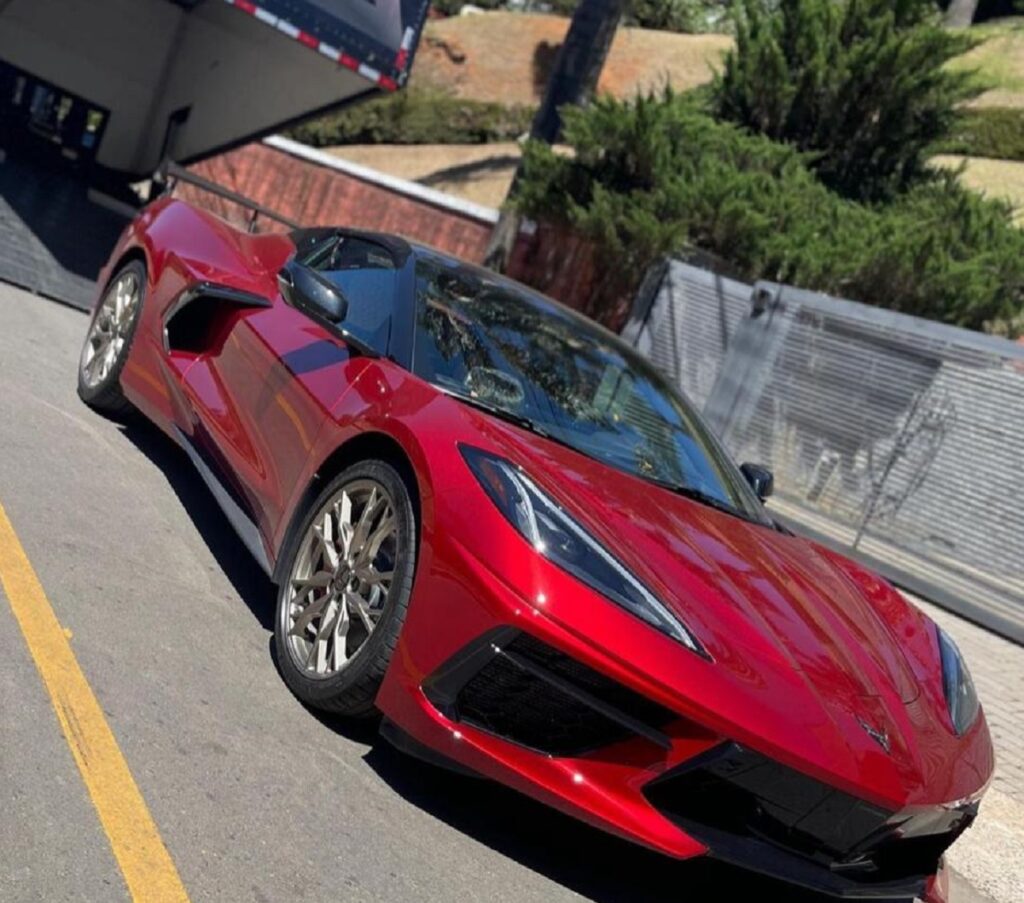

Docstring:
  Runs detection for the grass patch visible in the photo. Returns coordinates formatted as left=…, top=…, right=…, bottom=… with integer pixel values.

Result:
left=936, top=106, right=1024, bottom=160
left=932, top=154, right=1024, bottom=224
left=948, top=17, right=1024, bottom=108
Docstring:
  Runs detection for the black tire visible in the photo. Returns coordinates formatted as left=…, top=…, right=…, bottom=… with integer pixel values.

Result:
left=274, top=460, right=417, bottom=717
left=77, top=260, right=146, bottom=419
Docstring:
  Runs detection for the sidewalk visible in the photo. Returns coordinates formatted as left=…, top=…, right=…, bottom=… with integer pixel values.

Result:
left=907, top=594, right=1024, bottom=903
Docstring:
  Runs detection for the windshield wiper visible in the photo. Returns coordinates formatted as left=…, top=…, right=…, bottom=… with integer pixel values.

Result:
left=443, top=390, right=553, bottom=439
left=445, top=392, right=748, bottom=518
left=648, top=478, right=747, bottom=520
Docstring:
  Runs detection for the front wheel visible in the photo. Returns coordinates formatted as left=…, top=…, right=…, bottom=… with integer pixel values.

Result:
left=77, top=261, right=146, bottom=418
left=274, top=460, right=417, bottom=717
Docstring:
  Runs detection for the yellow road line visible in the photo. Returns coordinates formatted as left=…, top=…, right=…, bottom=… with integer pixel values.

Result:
left=0, top=502, right=190, bottom=903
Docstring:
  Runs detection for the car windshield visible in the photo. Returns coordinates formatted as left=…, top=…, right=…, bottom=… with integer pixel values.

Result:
left=412, top=256, right=770, bottom=523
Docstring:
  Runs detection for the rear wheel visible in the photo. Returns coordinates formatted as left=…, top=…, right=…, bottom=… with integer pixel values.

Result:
left=274, top=460, right=417, bottom=717
left=77, top=261, right=145, bottom=418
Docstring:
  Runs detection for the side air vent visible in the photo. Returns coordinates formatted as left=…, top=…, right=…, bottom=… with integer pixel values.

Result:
left=424, top=629, right=677, bottom=757
left=164, top=284, right=270, bottom=354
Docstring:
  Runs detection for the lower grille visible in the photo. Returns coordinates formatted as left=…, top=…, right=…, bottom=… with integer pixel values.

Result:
left=459, top=651, right=628, bottom=755
left=425, top=629, right=676, bottom=757
left=644, top=743, right=977, bottom=894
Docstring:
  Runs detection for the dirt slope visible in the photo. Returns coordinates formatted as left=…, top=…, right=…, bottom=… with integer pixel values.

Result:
left=414, top=12, right=731, bottom=105
left=327, top=143, right=520, bottom=208
left=414, top=12, right=1024, bottom=109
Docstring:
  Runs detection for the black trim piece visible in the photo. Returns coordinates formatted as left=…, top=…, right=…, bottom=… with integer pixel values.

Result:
left=290, top=227, right=341, bottom=262
left=499, top=648, right=672, bottom=751
left=290, top=229, right=413, bottom=270
left=172, top=426, right=272, bottom=576
left=162, top=282, right=271, bottom=354
left=422, top=627, right=520, bottom=721
left=387, top=248, right=418, bottom=373
left=378, top=717, right=480, bottom=779
left=694, top=822, right=926, bottom=900
left=423, top=629, right=676, bottom=757
left=643, top=742, right=975, bottom=899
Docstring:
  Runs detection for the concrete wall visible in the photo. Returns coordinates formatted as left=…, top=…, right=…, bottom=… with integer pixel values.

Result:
left=142, top=1, right=373, bottom=172
left=0, top=0, right=377, bottom=175
left=0, top=0, right=182, bottom=171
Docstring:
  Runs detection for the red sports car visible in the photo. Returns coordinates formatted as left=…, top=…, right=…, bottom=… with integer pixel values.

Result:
left=78, top=198, right=993, bottom=902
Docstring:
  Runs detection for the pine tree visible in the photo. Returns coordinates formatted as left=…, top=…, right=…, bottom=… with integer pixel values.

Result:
left=712, top=0, right=980, bottom=201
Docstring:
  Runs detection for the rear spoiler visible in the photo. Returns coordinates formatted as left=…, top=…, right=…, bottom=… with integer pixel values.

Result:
left=223, top=0, right=430, bottom=91
left=158, top=160, right=301, bottom=233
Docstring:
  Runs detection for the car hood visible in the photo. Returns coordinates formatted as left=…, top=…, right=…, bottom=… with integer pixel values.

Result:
left=449, top=407, right=994, bottom=805
left=483, top=423, right=918, bottom=697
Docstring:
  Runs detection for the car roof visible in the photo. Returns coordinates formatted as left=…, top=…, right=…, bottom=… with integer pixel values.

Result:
left=294, top=225, right=535, bottom=289
left=295, top=225, right=604, bottom=334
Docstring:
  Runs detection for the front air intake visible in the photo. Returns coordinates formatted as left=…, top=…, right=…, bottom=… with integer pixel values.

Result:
left=424, top=629, right=676, bottom=757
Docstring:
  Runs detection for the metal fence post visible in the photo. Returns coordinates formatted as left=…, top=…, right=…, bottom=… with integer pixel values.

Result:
left=702, top=282, right=792, bottom=444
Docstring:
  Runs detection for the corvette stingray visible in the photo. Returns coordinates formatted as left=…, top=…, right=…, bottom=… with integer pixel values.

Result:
left=78, top=197, right=993, bottom=902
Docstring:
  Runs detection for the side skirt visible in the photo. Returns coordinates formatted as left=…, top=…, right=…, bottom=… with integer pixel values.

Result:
left=172, top=426, right=273, bottom=577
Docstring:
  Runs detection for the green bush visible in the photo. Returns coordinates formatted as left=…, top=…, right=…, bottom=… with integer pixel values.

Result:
left=935, top=107, right=1024, bottom=162
left=515, top=91, right=1024, bottom=334
left=628, top=0, right=731, bottom=32
left=286, top=89, right=534, bottom=146
left=712, top=0, right=980, bottom=201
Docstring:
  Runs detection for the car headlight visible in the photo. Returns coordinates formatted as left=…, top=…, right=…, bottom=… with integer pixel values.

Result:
left=461, top=446, right=707, bottom=657
left=937, top=626, right=980, bottom=736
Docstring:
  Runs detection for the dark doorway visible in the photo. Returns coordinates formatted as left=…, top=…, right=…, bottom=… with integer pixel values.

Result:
left=0, top=58, right=110, bottom=170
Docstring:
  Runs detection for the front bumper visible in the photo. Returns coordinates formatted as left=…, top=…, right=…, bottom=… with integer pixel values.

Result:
left=643, top=742, right=977, bottom=899
left=374, top=523, right=988, bottom=901
left=393, top=626, right=977, bottom=900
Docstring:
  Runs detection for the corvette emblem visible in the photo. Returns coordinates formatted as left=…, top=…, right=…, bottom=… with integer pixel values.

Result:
left=857, top=717, right=891, bottom=754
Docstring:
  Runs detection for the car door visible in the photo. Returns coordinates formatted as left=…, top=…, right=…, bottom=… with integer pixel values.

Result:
left=179, top=235, right=402, bottom=555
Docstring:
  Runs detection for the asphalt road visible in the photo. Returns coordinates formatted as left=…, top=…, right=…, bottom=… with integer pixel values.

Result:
left=0, top=283, right=991, bottom=903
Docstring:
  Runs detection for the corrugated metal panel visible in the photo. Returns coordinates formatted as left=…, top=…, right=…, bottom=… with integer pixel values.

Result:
left=624, top=265, right=1024, bottom=643
left=626, top=261, right=751, bottom=408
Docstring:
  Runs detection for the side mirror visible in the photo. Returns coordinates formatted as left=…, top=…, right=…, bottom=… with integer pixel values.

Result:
left=277, top=259, right=348, bottom=325
left=740, top=463, right=774, bottom=501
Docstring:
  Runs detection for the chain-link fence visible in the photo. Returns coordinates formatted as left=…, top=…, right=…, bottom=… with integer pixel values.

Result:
left=624, top=260, right=1024, bottom=644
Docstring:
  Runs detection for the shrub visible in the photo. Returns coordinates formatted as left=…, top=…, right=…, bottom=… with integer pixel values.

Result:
left=286, top=89, right=534, bottom=146
left=515, top=91, right=1024, bottom=334
left=935, top=107, right=1024, bottom=162
left=711, top=0, right=980, bottom=201
left=628, top=0, right=731, bottom=32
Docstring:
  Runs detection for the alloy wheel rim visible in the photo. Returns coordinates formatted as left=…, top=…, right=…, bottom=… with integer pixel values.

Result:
left=285, top=479, right=398, bottom=678
left=80, top=271, right=140, bottom=388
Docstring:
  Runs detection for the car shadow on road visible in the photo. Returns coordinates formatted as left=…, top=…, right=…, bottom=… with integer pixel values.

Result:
left=117, top=418, right=277, bottom=631
left=356, top=740, right=874, bottom=903
left=116, top=419, right=904, bottom=903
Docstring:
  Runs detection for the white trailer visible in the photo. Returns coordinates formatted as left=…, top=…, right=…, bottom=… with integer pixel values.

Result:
left=0, top=0, right=429, bottom=178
